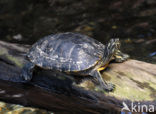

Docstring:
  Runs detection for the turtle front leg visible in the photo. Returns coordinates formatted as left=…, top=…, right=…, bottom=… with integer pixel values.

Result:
left=21, top=62, right=35, bottom=81
left=114, top=50, right=129, bottom=63
left=91, top=70, right=115, bottom=92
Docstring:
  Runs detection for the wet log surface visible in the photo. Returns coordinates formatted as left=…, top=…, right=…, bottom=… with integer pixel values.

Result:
left=0, top=40, right=156, bottom=113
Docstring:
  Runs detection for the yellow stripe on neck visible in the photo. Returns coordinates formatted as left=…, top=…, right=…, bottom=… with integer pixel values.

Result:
left=97, top=63, right=109, bottom=71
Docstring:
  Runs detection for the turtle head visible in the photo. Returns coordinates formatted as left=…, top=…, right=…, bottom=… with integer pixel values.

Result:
left=109, top=38, right=120, bottom=47
left=112, top=38, right=120, bottom=51
left=105, top=38, right=120, bottom=54
left=102, top=38, right=120, bottom=62
left=109, top=38, right=129, bottom=62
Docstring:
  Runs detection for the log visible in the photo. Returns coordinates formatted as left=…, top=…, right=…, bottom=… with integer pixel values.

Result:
left=0, top=40, right=156, bottom=113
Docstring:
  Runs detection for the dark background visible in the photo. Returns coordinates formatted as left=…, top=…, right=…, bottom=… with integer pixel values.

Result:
left=0, top=0, right=156, bottom=63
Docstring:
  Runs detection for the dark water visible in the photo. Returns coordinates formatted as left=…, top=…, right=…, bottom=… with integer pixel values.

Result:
left=0, top=0, right=156, bottom=63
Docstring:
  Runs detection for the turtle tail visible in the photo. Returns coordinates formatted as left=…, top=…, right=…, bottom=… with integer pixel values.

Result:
left=103, top=38, right=120, bottom=62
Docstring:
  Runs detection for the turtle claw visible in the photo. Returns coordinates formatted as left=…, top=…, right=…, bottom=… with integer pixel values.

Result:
left=21, top=62, right=34, bottom=81
left=21, top=68, right=32, bottom=81
left=104, top=83, right=115, bottom=92
left=21, top=72, right=32, bottom=81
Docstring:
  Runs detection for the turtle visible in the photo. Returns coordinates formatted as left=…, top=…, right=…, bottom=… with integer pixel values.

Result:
left=21, top=32, right=129, bottom=91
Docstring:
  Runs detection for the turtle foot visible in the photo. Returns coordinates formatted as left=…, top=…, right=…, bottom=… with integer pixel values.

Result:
left=114, top=50, right=129, bottom=63
left=21, top=62, right=34, bottom=81
left=104, top=83, right=115, bottom=92
left=21, top=72, right=32, bottom=81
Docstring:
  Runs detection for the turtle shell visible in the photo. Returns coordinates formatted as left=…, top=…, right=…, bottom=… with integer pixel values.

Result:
left=27, top=32, right=105, bottom=72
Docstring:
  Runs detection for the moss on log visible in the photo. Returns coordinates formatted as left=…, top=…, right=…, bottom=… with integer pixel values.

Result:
left=79, top=60, right=156, bottom=101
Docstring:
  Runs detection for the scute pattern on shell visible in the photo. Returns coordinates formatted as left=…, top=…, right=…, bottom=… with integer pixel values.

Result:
left=27, top=32, right=105, bottom=72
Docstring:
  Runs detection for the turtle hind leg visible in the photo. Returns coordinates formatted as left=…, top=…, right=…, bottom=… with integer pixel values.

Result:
left=21, top=62, right=35, bottom=81
left=114, top=50, right=129, bottom=63
left=91, top=70, right=115, bottom=92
